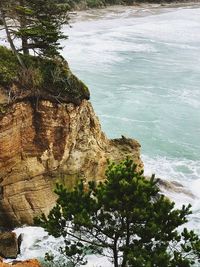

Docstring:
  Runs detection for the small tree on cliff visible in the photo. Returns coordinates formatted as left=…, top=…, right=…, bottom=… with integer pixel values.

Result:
left=36, top=159, right=200, bottom=267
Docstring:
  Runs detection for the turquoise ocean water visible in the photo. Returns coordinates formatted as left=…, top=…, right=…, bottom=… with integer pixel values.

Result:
left=61, top=5, right=200, bottom=230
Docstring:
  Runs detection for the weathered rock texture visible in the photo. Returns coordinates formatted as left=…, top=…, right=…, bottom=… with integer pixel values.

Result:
left=0, top=98, right=142, bottom=227
left=0, top=259, right=41, bottom=267
left=0, top=232, right=18, bottom=259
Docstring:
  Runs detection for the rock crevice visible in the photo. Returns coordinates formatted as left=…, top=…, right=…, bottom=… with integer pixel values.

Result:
left=0, top=97, right=142, bottom=227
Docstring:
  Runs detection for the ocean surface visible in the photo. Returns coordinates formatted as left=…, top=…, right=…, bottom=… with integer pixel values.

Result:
left=62, top=3, right=200, bottom=226
left=2, top=3, right=200, bottom=266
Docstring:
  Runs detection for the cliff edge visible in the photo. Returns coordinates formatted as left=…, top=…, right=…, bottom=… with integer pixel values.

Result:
left=0, top=47, right=143, bottom=227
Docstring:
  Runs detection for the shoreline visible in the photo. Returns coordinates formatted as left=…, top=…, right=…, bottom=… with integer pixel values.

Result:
left=70, top=0, right=200, bottom=11
left=69, top=1, right=200, bottom=22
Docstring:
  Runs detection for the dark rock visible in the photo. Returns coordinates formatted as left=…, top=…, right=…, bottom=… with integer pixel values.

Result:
left=0, top=232, right=18, bottom=259
left=157, top=178, right=195, bottom=198
left=17, top=234, right=23, bottom=255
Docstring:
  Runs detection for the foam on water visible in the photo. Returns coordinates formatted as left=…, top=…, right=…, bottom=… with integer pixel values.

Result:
left=142, top=154, right=200, bottom=232
left=63, top=0, right=200, bottom=241
left=12, top=226, right=112, bottom=267
left=63, top=7, right=200, bottom=158
left=3, top=228, right=57, bottom=263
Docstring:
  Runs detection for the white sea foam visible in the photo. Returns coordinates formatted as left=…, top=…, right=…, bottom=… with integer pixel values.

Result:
left=13, top=227, right=62, bottom=261
left=12, top=226, right=112, bottom=266
left=142, top=155, right=200, bottom=182
left=142, top=154, right=200, bottom=231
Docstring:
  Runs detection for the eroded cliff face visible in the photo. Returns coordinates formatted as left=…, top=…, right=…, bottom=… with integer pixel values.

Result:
left=0, top=47, right=142, bottom=226
left=0, top=98, right=143, bottom=227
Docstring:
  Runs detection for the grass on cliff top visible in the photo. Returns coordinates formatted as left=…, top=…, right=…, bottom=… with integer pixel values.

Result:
left=0, top=46, right=90, bottom=105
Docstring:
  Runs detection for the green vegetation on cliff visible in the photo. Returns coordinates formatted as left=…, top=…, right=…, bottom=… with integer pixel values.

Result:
left=0, top=0, right=89, bottom=106
left=36, top=159, right=200, bottom=267
left=0, top=46, right=18, bottom=86
left=0, top=46, right=89, bottom=106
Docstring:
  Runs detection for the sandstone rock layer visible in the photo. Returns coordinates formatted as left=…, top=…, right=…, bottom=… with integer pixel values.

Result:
left=0, top=259, right=41, bottom=267
left=0, top=99, right=142, bottom=227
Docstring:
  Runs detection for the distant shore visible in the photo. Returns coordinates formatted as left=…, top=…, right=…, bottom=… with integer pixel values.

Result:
left=68, top=1, right=200, bottom=23
left=69, top=0, right=200, bottom=12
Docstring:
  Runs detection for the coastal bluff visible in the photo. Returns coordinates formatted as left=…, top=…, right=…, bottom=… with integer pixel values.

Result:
left=0, top=49, right=143, bottom=227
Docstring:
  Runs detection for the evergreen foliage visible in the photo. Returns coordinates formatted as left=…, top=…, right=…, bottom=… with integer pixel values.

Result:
left=0, top=0, right=69, bottom=58
left=0, top=46, right=19, bottom=85
left=36, top=159, right=200, bottom=267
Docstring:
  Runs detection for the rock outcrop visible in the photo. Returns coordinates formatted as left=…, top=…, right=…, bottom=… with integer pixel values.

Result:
left=157, top=178, right=195, bottom=198
left=0, top=232, right=18, bottom=259
left=0, top=98, right=142, bottom=227
left=0, top=47, right=143, bottom=227
left=0, top=259, right=41, bottom=267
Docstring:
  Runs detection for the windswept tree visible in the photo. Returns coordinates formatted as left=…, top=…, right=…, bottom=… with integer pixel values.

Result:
left=0, top=0, right=25, bottom=67
left=0, top=0, right=69, bottom=58
left=36, top=159, right=200, bottom=267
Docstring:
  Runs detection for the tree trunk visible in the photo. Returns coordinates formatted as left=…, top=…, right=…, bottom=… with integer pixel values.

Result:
left=113, top=238, right=119, bottom=267
left=0, top=7, right=25, bottom=68
left=121, top=218, right=130, bottom=267
left=19, top=0, right=29, bottom=55
left=22, top=35, right=29, bottom=55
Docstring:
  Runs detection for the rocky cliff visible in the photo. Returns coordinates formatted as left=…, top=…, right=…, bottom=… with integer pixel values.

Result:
left=0, top=99, right=142, bottom=227
left=0, top=48, right=143, bottom=227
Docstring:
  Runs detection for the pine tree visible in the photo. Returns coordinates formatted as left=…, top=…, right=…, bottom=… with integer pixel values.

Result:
left=36, top=159, right=200, bottom=267
left=0, top=0, right=69, bottom=58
